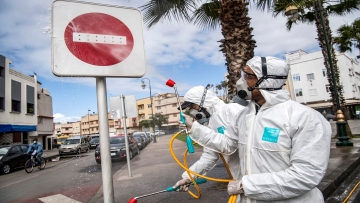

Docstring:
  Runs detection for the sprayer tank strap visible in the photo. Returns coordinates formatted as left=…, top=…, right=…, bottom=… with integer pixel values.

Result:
left=198, top=84, right=211, bottom=112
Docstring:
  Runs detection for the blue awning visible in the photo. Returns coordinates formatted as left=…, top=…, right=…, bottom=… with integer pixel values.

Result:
left=0, top=124, right=37, bottom=132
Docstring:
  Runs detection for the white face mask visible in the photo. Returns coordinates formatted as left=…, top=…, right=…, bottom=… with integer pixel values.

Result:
left=236, top=77, right=252, bottom=100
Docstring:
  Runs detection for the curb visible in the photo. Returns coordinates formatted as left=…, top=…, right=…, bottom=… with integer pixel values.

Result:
left=319, top=154, right=360, bottom=199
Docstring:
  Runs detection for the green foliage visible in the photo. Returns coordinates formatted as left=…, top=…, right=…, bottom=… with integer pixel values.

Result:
left=140, top=0, right=220, bottom=29
left=152, top=113, right=168, bottom=130
left=333, top=18, right=360, bottom=59
left=139, top=120, right=151, bottom=130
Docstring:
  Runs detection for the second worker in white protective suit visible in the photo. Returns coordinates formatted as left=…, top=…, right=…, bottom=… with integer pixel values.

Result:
left=172, top=86, right=248, bottom=199
left=189, top=56, right=332, bottom=203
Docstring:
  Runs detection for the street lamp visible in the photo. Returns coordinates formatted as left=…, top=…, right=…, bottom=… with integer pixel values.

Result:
left=141, top=78, right=156, bottom=143
left=285, top=2, right=353, bottom=146
left=88, top=109, right=91, bottom=136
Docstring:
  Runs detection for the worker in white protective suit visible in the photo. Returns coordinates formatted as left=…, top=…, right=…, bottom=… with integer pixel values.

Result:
left=172, top=86, right=248, bottom=195
left=189, top=56, right=332, bottom=203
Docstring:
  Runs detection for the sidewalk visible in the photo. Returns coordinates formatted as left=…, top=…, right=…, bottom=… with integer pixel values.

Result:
left=89, top=132, right=360, bottom=203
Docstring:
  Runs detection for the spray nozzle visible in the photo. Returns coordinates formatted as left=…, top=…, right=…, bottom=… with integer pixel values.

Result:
left=166, top=79, right=176, bottom=87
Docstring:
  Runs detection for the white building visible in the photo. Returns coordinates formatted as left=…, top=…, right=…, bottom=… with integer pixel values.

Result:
left=0, top=54, right=38, bottom=144
left=286, top=50, right=360, bottom=118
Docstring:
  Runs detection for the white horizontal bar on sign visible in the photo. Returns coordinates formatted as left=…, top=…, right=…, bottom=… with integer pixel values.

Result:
left=73, top=33, right=127, bottom=45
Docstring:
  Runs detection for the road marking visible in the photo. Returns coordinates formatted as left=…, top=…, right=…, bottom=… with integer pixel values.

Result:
left=117, top=173, right=142, bottom=181
left=0, top=174, right=39, bottom=189
left=39, top=194, right=81, bottom=203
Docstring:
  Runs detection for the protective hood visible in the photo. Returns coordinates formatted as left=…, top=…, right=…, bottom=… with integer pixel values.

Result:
left=183, top=86, right=224, bottom=115
left=246, top=56, right=290, bottom=107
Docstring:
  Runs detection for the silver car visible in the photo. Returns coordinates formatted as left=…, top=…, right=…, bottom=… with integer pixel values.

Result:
left=59, top=136, right=90, bottom=155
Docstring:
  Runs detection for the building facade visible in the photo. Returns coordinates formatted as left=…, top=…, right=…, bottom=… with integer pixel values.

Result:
left=153, top=93, right=184, bottom=134
left=0, top=54, right=54, bottom=148
left=286, top=50, right=360, bottom=118
left=36, top=83, right=54, bottom=149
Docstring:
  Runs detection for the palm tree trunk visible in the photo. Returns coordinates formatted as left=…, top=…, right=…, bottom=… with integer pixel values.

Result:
left=219, top=0, right=256, bottom=96
left=313, top=1, right=345, bottom=112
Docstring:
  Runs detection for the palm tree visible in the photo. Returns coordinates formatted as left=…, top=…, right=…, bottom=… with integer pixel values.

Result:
left=333, top=18, right=360, bottom=59
left=271, top=0, right=359, bottom=114
left=140, top=0, right=256, bottom=95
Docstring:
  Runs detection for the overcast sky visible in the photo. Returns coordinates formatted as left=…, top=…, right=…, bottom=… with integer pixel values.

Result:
left=0, top=0, right=359, bottom=123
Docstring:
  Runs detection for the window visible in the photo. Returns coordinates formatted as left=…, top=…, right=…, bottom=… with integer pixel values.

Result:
left=292, top=74, right=300, bottom=82
left=172, top=103, right=177, bottom=107
left=0, top=66, right=4, bottom=77
left=26, top=85, right=35, bottom=114
left=322, top=69, right=327, bottom=77
left=12, top=100, right=21, bottom=112
left=156, top=106, right=161, bottom=110
left=138, top=105, right=144, bottom=110
left=10, top=146, right=20, bottom=153
left=306, top=73, right=315, bottom=80
left=147, top=104, right=152, bottom=108
left=326, top=85, right=330, bottom=92
left=13, top=132, right=21, bottom=143
left=38, top=117, right=43, bottom=124
left=173, top=113, right=177, bottom=117
left=27, top=103, right=34, bottom=114
left=21, top=145, right=28, bottom=152
left=148, top=114, right=153, bottom=119
left=295, top=88, right=303, bottom=97
left=309, top=89, right=317, bottom=96
left=11, top=80, right=21, bottom=112
left=65, top=128, right=69, bottom=131
left=0, top=97, right=4, bottom=110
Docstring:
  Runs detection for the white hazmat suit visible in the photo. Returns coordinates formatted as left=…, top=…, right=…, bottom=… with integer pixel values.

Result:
left=178, top=86, right=247, bottom=196
left=190, top=56, right=332, bottom=203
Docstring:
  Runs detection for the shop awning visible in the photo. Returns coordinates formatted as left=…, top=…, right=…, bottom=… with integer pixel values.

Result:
left=305, top=102, right=333, bottom=109
left=0, top=124, right=37, bottom=133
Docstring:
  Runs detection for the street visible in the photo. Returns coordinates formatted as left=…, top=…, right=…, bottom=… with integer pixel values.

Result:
left=0, top=150, right=127, bottom=203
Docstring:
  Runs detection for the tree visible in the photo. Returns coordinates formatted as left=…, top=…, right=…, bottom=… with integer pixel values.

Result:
left=152, top=113, right=169, bottom=130
left=272, top=0, right=359, bottom=114
left=138, top=120, right=150, bottom=131
left=140, top=0, right=256, bottom=96
left=333, top=18, right=360, bottom=59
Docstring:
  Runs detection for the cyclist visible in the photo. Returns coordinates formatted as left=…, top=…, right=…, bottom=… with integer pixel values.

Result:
left=26, top=138, right=43, bottom=166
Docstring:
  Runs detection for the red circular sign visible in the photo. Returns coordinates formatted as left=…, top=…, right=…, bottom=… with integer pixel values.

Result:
left=64, top=13, right=134, bottom=66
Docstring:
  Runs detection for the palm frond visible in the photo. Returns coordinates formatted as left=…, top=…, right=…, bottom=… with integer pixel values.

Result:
left=139, top=0, right=197, bottom=28
left=191, top=0, right=220, bottom=30
left=325, top=0, right=360, bottom=16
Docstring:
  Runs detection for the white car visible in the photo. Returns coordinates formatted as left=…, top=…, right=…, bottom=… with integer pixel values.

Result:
left=154, top=130, right=165, bottom=136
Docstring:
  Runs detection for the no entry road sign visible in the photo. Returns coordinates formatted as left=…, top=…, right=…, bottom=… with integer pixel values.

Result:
left=52, top=0, right=146, bottom=77
left=64, top=13, right=134, bottom=66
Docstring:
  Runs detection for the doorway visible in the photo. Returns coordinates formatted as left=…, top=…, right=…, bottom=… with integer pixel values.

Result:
left=23, top=132, right=28, bottom=144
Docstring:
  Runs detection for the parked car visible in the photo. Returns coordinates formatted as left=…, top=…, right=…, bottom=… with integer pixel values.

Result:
left=0, top=144, right=30, bottom=175
left=154, top=130, right=165, bottom=136
left=144, top=132, right=152, bottom=142
left=89, top=137, right=100, bottom=149
left=133, top=136, right=146, bottom=150
left=59, top=136, right=90, bottom=155
left=133, top=132, right=150, bottom=145
left=95, top=135, right=139, bottom=164
left=326, top=114, right=337, bottom=121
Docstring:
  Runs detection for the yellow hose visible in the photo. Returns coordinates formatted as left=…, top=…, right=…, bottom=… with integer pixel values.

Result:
left=342, top=181, right=360, bottom=203
left=170, top=131, right=237, bottom=203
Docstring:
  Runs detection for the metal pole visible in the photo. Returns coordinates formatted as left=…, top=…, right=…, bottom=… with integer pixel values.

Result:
left=316, top=0, right=352, bottom=146
left=96, top=77, right=114, bottom=203
left=120, top=95, right=132, bottom=177
left=88, top=109, right=90, bottom=135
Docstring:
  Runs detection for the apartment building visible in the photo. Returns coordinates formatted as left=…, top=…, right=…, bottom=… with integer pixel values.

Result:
left=0, top=54, right=53, bottom=148
left=36, top=82, right=54, bottom=149
left=153, top=93, right=184, bottom=134
left=137, top=97, right=155, bottom=132
left=72, top=121, right=81, bottom=136
left=80, top=112, right=130, bottom=136
left=286, top=50, right=360, bottom=118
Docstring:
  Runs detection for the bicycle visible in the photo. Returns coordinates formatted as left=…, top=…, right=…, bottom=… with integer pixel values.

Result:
left=25, top=154, right=46, bottom=173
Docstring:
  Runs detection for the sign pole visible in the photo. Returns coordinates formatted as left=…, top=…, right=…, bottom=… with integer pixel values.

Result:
left=96, top=77, right=115, bottom=203
left=120, top=95, right=132, bottom=177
